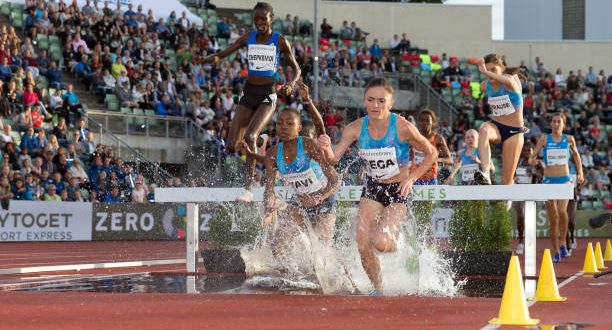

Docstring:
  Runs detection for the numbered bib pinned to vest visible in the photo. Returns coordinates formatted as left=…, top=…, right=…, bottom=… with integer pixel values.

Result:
left=546, top=148, right=568, bottom=166
left=461, top=163, right=479, bottom=182
left=488, top=94, right=516, bottom=117
left=248, top=44, right=277, bottom=73
left=282, top=168, right=325, bottom=195
left=515, top=167, right=532, bottom=184
left=359, top=147, right=400, bottom=180
left=413, top=149, right=425, bottom=165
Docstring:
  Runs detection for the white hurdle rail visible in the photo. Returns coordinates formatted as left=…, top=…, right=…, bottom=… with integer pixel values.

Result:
left=156, top=184, right=573, bottom=276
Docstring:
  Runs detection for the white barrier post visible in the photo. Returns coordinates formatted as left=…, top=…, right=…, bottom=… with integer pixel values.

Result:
left=186, top=203, right=199, bottom=274
left=156, top=184, right=572, bottom=278
left=524, top=201, right=537, bottom=277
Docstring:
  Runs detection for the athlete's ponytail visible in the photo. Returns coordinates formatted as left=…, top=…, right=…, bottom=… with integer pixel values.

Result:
left=484, top=53, right=528, bottom=82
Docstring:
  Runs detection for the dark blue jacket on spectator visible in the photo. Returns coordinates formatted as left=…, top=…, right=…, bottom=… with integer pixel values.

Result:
left=44, top=68, right=62, bottom=85
left=0, top=64, right=11, bottom=81
left=19, top=133, right=39, bottom=154
left=88, top=165, right=103, bottom=191
left=104, top=193, right=124, bottom=203
left=73, top=62, right=92, bottom=76
left=156, top=100, right=181, bottom=116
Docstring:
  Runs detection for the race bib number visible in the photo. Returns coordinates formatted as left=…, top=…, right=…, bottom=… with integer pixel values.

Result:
left=248, top=44, right=276, bottom=72
left=461, top=164, right=479, bottom=182
left=359, top=147, right=400, bottom=180
left=546, top=148, right=568, bottom=166
left=413, top=149, right=425, bottom=165
left=515, top=167, right=531, bottom=184
left=282, top=168, right=324, bottom=195
left=488, top=94, right=515, bottom=117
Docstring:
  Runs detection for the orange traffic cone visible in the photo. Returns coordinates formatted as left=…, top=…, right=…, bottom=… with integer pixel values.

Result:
left=489, top=256, right=539, bottom=326
left=594, top=242, right=607, bottom=269
left=581, top=242, right=599, bottom=275
left=532, top=249, right=566, bottom=302
left=604, top=239, right=612, bottom=262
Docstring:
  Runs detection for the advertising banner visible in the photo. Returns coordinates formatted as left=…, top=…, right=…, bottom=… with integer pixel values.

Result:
left=0, top=201, right=92, bottom=241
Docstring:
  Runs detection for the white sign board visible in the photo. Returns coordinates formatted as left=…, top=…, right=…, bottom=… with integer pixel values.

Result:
left=0, top=201, right=92, bottom=241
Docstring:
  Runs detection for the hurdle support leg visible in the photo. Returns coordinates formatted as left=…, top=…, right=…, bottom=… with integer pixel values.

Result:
left=524, top=200, right=536, bottom=277
left=186, top=203, right=199, bottom=274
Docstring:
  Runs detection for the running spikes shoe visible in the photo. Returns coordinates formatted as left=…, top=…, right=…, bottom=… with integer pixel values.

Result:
left=553, top=252, right=561, bottom=264
left=570, top=237, right=577, bottom=250
left=473, top=171, right=491, bottom=185
left=560, top=245, right=571, bottom=258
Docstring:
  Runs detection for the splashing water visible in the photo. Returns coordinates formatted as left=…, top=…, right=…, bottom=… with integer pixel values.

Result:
left=240, top=202, right=462, bottom=296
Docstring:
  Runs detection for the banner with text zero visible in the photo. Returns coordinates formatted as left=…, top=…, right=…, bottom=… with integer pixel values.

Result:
left=0, top=201, right=92, bottom=241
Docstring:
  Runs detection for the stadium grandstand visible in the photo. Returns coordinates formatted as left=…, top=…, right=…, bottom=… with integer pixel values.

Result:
left=0, top=0, right=608, bottom=209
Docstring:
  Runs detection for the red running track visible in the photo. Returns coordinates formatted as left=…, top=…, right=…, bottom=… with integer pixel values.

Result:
left=0, top=239, right=610, bottom=329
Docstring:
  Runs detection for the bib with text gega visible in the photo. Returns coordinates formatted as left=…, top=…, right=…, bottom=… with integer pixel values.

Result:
left=359, top=147, right=400, bottom=180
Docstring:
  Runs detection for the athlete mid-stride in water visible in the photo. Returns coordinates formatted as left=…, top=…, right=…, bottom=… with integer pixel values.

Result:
left=244, top=109, right=339, bottom=269
left=531, top=113, right=584, bottom=263
left=318, top=77, right=438, bottom=294
left=203, top=2, right=301, bottom=202
left=473, top=54, right=527, bottom=185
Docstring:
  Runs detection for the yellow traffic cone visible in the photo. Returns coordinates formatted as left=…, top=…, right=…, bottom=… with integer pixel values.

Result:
left=581, top=242, right=599, bottom=275
left=532, top=249, right=566, bottom=302
left=604, top=239, right=612, bottom=262
left=594, top=242, right=607, bottom=269
left=489, top=256, right=539, bottom=326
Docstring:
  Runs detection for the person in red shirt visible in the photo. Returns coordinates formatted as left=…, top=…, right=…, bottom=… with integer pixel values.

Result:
left=22, top=83, right=40, bottom=107
left=31, top=104, right=44, bottom=129
left=323, top=106, right=344, bottom=128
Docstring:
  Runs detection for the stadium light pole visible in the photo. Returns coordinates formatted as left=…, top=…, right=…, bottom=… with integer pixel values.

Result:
left=313, top=0, right=319, bottom=102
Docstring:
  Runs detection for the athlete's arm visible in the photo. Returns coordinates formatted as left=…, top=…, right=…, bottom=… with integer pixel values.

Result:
left=317, top=119, right=361, bottom=166
left=203, top=33, right=248, bottom=65
left=530, top=135, right=546, bottom=166
left=445, top=152, right=463, bottom=184
left=477, top=59, right=521, bottom=93
left=393, top=117, right=438, bottom=196
left=568, top=135, right=585, bottom=185
left=298, top=81, right=325, bottom=136
left=279, top=36, right=301, bottom=95
left=435, top=134, right=453, bottom=165
left=304, top=138, right=339, bottom=201
left=236, top=141, right=266, bottom=164
left=262, top=147, right=279, bottom=226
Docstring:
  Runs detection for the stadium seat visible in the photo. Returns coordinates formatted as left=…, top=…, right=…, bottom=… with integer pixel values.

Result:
left=430, top=63, right=442, bottom=71
left=470, top=82, right=481, bottom=99
left=420, top=62, right=431, bottom=72
left=133, top=108, right=146, bottom=126
left=430, top=55, right=440, bottom=63
left=1, top=2, right=10, bottom=16
left=580, top=201, right=593, bottom=210
left=144, top=109, right=159, bottom=126
left=36, top=34, right=49, bottom=50
left=419, top=54, right=432, bottom=65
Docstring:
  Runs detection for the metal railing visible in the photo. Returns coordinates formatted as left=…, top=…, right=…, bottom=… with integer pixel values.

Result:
left=82, top=111, right=175, bottom=183
left=411, top=73, right=457, bottom=125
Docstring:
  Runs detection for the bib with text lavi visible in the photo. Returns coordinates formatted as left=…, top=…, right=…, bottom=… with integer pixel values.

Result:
left=282, top=168, right=325, bottom=195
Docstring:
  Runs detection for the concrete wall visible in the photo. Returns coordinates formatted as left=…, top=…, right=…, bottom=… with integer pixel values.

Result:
left=93, top=133, right=187, bottom=164
left=504, top=0, right=562, bottom=41
left=220, top=0, right=612, bottom=74
left=585, top=0, right=612, bottom=41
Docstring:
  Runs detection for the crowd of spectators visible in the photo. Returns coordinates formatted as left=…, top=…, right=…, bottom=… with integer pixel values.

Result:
left=3, top=1, right=608, bottom=208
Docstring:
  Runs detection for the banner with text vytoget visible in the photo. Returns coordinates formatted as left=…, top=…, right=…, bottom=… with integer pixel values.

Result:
left=0, top=201, right=92, bottom=241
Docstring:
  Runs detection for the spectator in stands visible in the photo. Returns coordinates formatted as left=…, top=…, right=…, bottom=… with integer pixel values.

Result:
left=116, top=80, right=138, bottom=109
left=156, top=94, right=181, bottom=116
left=61, top=84, right=82, bottom=125
left=0, top=175, right=13, bottom=209
left=369, top=39, right=382, bottom=60
left=43, top=184, right=61, bottom=201
left=340, top=20, right=354, bottom=40
left=19, top=127, right=37, bottom=154
left=442, top=58, right=463, bottom=80
left=104, top=185, right=123, bottom=203
left=0, top=57, right=11, bottom=82
left=320, top=18, right=335, bottom=39
left=131, top=179, right=146, bottom=202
